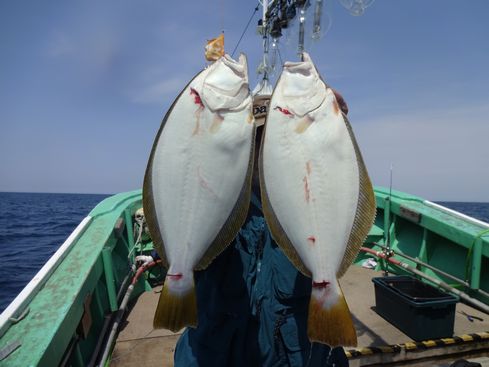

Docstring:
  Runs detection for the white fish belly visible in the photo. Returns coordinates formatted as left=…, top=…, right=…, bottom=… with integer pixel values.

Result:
left=151, top=71, right=254, bottom=273
left=263, top=89, right=359, bottom=282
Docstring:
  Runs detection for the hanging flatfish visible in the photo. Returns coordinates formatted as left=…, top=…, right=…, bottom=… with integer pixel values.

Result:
left=259, top=52, right=375, bottom=347
left=143, top=54, right=255, bottom=332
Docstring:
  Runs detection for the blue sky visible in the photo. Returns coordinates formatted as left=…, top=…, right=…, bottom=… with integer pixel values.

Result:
left=0, top=0, right=488, bottom=201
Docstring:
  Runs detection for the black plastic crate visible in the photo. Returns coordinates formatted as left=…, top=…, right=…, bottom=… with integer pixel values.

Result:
left=372, top=275, right=459, bottom=341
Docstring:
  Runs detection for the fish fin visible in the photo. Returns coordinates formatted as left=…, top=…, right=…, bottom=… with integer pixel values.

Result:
left=153, top=278, right=197, bottom=332
left=259, top=125, right=312, bottom=278
left=143, top=71, right=205, bottom=268
left=194, top=127, right=255, bottom=270
left=337, top=112, right=376, bottom=278
left=143, top=170, right=169, bottom=268
left=308, top=281, right=357, bottom=347
left=205, top=33, right=224, bottom=62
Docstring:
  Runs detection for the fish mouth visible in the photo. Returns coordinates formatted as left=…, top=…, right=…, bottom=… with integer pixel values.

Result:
left=277, top=52, right=327, bottom=117
left=221, top=53, right=248, bottom=76
left=283, top=52, right=313, bottom=71
left=201, top=53, right=251, bottom=112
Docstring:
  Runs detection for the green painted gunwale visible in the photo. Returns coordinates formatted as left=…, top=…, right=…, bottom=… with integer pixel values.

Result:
left=359, top=187, right=489, bottom=301
left=0, top=190, right=143, bottom=367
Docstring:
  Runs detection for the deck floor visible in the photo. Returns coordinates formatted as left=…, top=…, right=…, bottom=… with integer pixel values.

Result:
left=110, top=284, right=181, bottom=367
left=110, top=266, right=489, bottom=367
left=344, top=266, right=489, bottom=346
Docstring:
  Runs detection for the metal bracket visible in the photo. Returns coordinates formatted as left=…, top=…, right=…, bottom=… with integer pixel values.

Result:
left=8, top=307, right=30, bottom=324
left=0, top=340, right=21, bottom=361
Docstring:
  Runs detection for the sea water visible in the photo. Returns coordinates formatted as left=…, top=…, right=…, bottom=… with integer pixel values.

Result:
left=0, top=192, right=488, bottom=313
left=0, top=192, right=109, bottom=313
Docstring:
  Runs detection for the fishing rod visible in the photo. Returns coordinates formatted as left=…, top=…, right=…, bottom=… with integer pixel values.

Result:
left=96, top=260, right=162, bottom=367
left=360, top=247, right=489, bottom=315
left=385, top=163, right=394, bottom=276
left=374, top=243, right=489, bottom=300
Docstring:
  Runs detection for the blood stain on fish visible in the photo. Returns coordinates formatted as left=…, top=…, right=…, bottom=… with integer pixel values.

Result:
left=190, top=88, right=204, bottom=108
left=312, top=281, right=330, bottom=288
left=303, top=176, right=311, bottom=203
left=167, top=273, right=183, bottom=280
left=274, top=106, right=294, bottom=117
left=197, top=167, right=218, bottom=198
left=307, top=236, right=316, bottom=247
left=190, top=88, right=205, bottom=136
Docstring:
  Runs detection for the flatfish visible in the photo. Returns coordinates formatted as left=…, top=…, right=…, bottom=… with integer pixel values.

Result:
left=259, top=52, right=375, bottom=347
left=143, top=54, right=255, bottom=332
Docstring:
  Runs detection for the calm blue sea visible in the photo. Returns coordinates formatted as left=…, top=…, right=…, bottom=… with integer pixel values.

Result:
left=0, top=192, right=109, bottom=313
left=0, top=192, right=488, bottom=313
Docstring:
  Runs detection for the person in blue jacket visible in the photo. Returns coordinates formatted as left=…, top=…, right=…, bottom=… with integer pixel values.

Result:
left=171, top=91, right=351, bottom=367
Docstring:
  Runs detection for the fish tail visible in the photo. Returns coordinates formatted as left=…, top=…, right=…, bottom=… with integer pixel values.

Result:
left=307, top=280, right=357, bottom=347
left=153, top=275, right=197, bottom=332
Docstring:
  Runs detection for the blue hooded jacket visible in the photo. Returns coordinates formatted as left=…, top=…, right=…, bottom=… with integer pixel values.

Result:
left=173, top=193, right=349, bottom=367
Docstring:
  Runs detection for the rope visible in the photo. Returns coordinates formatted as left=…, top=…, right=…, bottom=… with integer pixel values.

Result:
left=128, top=215, right=145, bottom=259
left=220, top=0, right=225, bottom=33
left=231, top=4, right=260, bottom=57
left=277, top=46, right=284, bottom=67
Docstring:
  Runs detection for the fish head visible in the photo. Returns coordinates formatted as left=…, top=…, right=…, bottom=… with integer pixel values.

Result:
left=201, top=53, right=251, bottom=113
left=274, top=52, right=326, bottom=118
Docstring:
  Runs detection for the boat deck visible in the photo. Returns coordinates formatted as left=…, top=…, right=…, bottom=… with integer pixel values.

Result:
left=109, top=285, right=181, bottom=367
left=110, top=266, right=489, bottom=367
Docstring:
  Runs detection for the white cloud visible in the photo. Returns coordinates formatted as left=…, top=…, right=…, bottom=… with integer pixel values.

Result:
left=45, top=19, right=122, bottom=78
left=129, top=77, right=188, bottom=104
left=353, top=102, right=489, bottom=201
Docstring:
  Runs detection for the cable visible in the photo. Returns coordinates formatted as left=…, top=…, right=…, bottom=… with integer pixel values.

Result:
left=277, top=46, right=284, bottom=67
left=231, top=4, right=260, bottom=57
left=108, top=329, right=157, bottom=363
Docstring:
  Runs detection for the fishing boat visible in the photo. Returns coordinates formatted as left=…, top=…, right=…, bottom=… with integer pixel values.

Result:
left=0, top=188, right=488, bottom=366
left=2, top=1, right=488, bottom=366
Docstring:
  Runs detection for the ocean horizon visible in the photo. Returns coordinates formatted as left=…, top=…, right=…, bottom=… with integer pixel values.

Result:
left=2, top=190, right=488, bottom=203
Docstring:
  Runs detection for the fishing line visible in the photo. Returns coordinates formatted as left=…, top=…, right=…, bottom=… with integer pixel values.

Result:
left=277, top=46, right=284, bottom=67
left=231, top=3, right=260, bottom=57
left=220, top=0, right=225, bottom=33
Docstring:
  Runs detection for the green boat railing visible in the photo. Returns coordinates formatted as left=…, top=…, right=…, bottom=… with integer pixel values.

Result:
left=358, top=187, right=489, bottom=306
left=0, top=190, right=147, bottom=366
